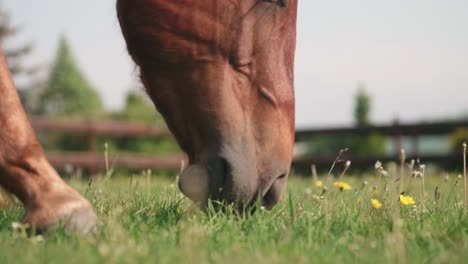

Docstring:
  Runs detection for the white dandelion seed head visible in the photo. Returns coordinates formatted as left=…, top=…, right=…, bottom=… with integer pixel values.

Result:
left=11, top=222, right=21, bottom=230
left=381, top=170, right=389, bottom=177
left=375, top=161, right=382, bottom=170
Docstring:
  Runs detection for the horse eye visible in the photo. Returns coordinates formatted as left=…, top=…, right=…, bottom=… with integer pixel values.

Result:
left=263, top=0, right=287, bottom=7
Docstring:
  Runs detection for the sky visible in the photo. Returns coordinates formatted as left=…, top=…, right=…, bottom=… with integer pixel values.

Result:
left=3, top=0, right=468, bottom=128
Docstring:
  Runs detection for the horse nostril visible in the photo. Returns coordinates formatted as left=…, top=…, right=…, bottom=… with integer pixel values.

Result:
left=178, top=164, right=210, bottom=206
left=178, top=158, right=230, bottom=208
left=262, top=173, right=287, bottom=209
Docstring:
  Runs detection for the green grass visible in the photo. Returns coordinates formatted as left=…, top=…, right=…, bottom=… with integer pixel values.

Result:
left=1, top=171, right=468, bottom=264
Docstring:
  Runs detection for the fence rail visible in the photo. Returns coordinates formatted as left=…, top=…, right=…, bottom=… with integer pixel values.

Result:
left=31, top=117, right=181, bottom=174
left=30, top=117, right=468, bottom=175
left=46, top=152, right=185, bottom=172
left=292, top=153, right=463, bottom=173
left=31, top=118, right=171, bottom=138
left=296, top=120, right=468, bottom=139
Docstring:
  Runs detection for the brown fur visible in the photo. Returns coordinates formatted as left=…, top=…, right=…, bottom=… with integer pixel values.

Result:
left=0, top=49, right=96, bottom=233
left=117, top=0, right=298, bottom=208
left=0, top=0, right=297, bottom=232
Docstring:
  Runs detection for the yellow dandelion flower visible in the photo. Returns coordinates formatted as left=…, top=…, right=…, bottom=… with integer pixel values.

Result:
left=399, top=195, right=416, bottom=205
left=371, top=199, right=382, bottom=209
left=333, top=181, right=352, bottom=191
left=315, top=180, right=324, bottom=188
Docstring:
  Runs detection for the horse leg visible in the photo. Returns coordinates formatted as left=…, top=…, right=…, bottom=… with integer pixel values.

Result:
left=0, top=49, right=96, bottom=234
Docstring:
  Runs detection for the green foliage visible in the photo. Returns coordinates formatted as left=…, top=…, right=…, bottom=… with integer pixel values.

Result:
left=117, top=91, right=162, bottom=123
left=354, top=84, right=370, bottom=127
left=38, top=35, right=102, bottom=117
left=449, top=128, right=468, bottom=152
left=1, top=175, right=468, bottom=263
left=105, top=91, right=179, bottom=155
left=38, top=89, right=179, bottom=166
left=305, top=84, right=386, bottom=159
left=307, top=133, right=386, bottom=157
left=35, top=35, right=103, bottom=152
left=0, top=4, right=42, bottom=112
left=0, top=5, right=34, bottom=76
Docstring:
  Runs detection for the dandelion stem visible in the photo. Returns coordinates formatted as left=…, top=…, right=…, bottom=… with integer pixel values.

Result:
left=419, top=164, right=426, bottom=211
left=327, top=148, right=348, bottom=178
left=408, top=160, right=415, bottom=194
left=104, top=142, right=109, bottom=177
left=419, top=178, right=423, bottom=211
left=311, top=164, right=318, bottom=182
left=339, top=161, right=351, bottom=180
left=400, top=149, right=406, bottom=194
left=421, top=176, right=425, bottom=208
left=463, top=142, right=467, bottom=209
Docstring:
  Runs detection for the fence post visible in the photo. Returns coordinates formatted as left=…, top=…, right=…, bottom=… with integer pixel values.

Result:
left=87, top=133, right=97, bottom=152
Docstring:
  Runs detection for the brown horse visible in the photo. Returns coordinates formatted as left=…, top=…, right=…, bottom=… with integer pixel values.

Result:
left=0, top=0, right=297, bottom=233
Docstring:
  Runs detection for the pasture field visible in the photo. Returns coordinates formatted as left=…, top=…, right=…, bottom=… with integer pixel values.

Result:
left=1, top=168, right=468, bottom=264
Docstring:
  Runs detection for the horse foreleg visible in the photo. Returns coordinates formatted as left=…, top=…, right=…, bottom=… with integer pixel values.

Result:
left=0, top=49, right=97, bottom=234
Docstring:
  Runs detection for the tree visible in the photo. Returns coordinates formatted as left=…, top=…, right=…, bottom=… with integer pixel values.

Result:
left=0, top=5, right=42, bottom=112
left=119, top=91, right=163, bottom=123
left=38, top=35, right=102, bottom=117
left=304, top=83, right=386, bottom=163
left=354, top=84, right=370, bottom=127
left=107, top=91, right=179, bottom=155
left=0, top=6, right=34, bottom=77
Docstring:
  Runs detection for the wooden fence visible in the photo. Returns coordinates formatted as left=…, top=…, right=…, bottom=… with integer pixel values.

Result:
left=293, top=120, right=468, bottom=172
left=30, top=117, right=468, bottom=175
left=31, top=117, right=183, bottom=174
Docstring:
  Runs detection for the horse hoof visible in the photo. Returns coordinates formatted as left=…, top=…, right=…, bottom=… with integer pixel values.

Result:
left=60, top=204, right=98, bottom=235
left=23, top=199, right=98, bottom=236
